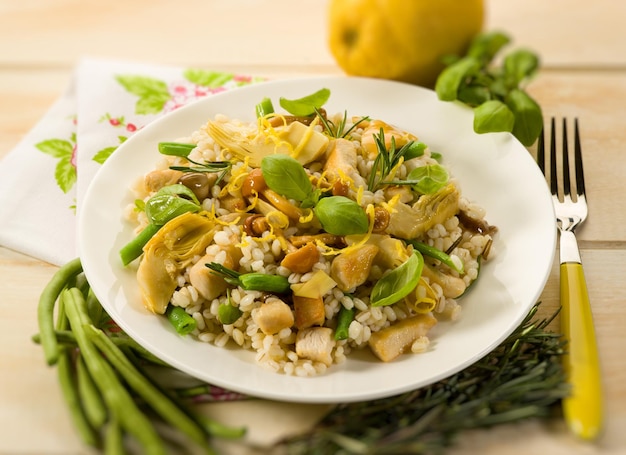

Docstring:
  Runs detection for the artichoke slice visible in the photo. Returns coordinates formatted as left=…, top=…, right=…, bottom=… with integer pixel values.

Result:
left=386, top=183, right=460, bottom=239
left=137, top=212, right=217, bottom=314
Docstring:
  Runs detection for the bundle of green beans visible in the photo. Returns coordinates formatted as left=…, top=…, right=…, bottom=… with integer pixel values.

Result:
left=34, top=258, right=569, bottom=454
left=34, top=258, right=245, bottom=455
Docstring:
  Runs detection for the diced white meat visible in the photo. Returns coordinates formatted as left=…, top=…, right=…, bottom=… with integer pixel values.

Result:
left=189, top=252, right=234, bottom=301
left=330, top=244, right=379, bottom=292
left=144, top=169, right=184, bottom=192
left=368, top=313, right=437, bottom=362
left=324, top=138, right=367, bottom=188
left=253, top=298, right=294, bottom=335
left=295, top=327, right=336, bottom=366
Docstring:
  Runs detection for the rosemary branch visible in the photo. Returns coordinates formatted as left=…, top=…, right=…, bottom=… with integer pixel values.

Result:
left=277, top=304, right=569, bottom=455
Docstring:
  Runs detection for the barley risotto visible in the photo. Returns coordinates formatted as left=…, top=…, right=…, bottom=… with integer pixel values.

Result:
left=121, top=89, right=496, bottom=377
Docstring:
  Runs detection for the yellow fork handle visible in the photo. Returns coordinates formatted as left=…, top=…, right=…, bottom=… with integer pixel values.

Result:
left=560, top=261, right=604, bottom=440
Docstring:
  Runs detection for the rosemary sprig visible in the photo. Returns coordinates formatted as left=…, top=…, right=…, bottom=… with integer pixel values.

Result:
left=158, top=141, right=232, bottom=185
left=317, top=109, right=369, bottom=139
left=367, top=128, right=423, bottom=192
left=277, top=304, right=569, bottom=454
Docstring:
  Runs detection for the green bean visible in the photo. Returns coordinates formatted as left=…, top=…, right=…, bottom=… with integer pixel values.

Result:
left=32, top=330, right=76, bottom=346
left=206, top=262, right=291, bottom=294
left=407, top=240, right=464, bottom=274
left=119, top=223, right=160, bottom=266
left=33, top=330, right=172, bottom=367
left=218, top=302, right=243, bottom=325
left=85, top=288, right=104, bottom=328
left=238, top=273, right=291, bottom=293
left=166, top=305, right=197, bottom=335
left=198, top=415, right=247, bottom=439
left=255, top=97, right=275, bottom=118
left=335, top=306, right=355, bottom=341
left=104, top=417, right=124, bottom=455
left=62, top=288, right=166, bottom=455
left=57, top=349, right=100, bottom=448
left=158, top=142, right=196, bottom=157
left=37, top=257, right=83, bottom=365
left=84, top=324, right=214, bottom=453
left=76, top=354, right=107, bottom=428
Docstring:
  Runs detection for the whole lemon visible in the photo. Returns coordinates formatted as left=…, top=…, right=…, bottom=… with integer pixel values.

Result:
left=327, top=0, right=484, bottom=87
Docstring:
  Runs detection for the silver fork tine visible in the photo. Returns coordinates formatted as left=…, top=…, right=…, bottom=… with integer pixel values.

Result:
left=561, top=118, right=571, bottom=201
left=549, top=117, right=558, bottom=197
left=574, top=119, right=586, bottom=199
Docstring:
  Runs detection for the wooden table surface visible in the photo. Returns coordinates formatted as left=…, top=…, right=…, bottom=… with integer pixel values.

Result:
left=1, top=1, right=625, bottom=453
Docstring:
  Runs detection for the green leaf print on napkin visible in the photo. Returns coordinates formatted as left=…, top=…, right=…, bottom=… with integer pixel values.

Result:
left=115, top=75, right=170, bottom=115
left=93, top=136, right=128, bottom=164
left=183, top=69, right=235, bottom=88
left=36, top=138, right=76, bottom=193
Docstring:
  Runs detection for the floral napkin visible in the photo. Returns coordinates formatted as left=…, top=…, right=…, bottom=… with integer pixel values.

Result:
left=0, top=57, right=262, bottom=267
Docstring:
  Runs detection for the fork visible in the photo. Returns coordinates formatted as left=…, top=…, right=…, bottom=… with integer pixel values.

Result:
left=537, top=118, right=603, bottom=440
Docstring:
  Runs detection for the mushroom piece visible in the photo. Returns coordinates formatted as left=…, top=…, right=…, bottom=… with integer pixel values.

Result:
left=368, top=313, right=437, bottom=362
left=241, top=169, right=302, bottom=221
left=295, top=327, right=336, bottom=366
left=178, top=172, right=217, bottom=201
left=253, top=297, right=294, bottom=335
left=386, top=184, right=460, bottom=239
left=280, top=243, right=320, bottom=274
left=330, top=244, right=379, bottom=292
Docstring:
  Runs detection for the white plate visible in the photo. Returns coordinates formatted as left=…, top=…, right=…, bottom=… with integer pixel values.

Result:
left=79, top=76, right=556, bottom=403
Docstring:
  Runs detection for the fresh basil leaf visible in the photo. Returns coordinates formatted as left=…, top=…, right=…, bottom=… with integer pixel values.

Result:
left=279, top=88, right=331, bottom=116
left=370, top=251, right=424, bottom=307
left=407, top=164, right=449, bottom=195
left=457, top=84, right=492, bottom=107
left=314, top=196, right=369, bottom=236
left=504, top=49, right=540, bottom=88
left=145, top=194, right=200, bottom=226
left=300, top=188, right=322, bottom=209
left=505, top=89, right=543, bottom=146
left=155, top=183, right=200, bottom=205
left=467, top=31, right=511, bottom=62
left=473, top=100, right=515, bottom=134
left=435, top=56, right=481, bottom=102
left=261, top=154, right=313, bottom=201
